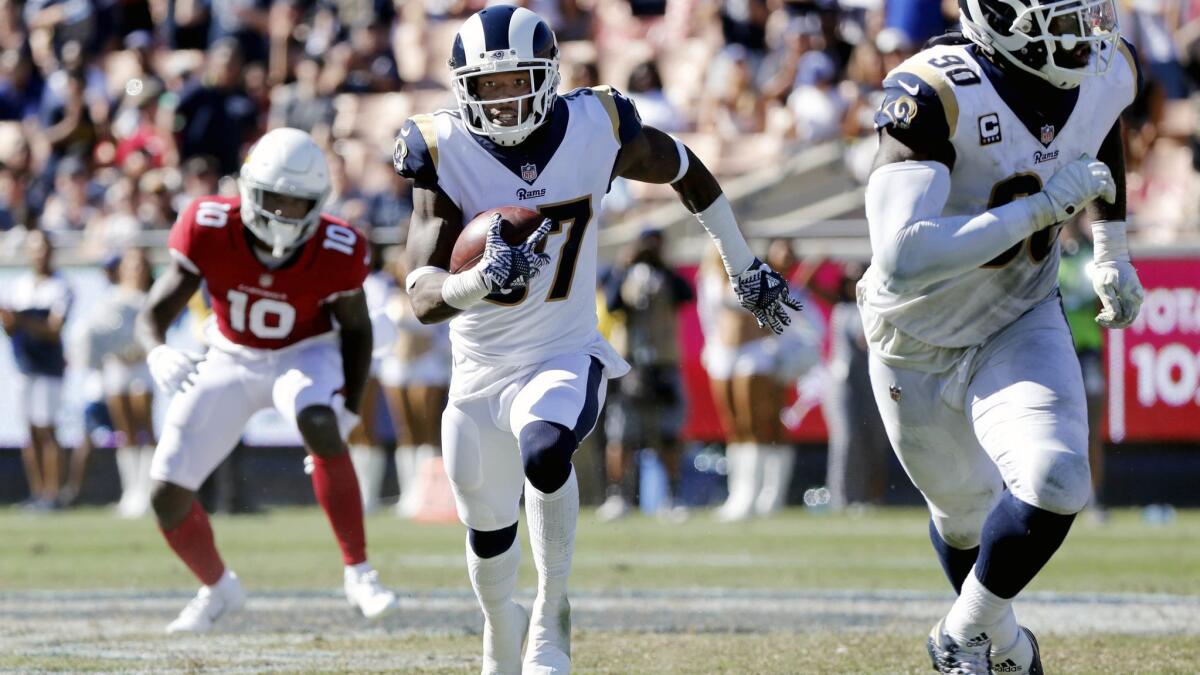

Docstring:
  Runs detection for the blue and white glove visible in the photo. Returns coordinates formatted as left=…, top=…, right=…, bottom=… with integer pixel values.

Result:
left=1091, top=220, right=1144, bottom=329
left=479, top=213, right=553, bottom=294
left=732, top=258, right=804, bottom=335
left=146, top=344, right=203, bottom=395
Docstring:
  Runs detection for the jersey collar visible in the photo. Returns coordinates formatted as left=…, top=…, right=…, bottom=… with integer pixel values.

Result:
left=466, top=97, right=570, bottom=185
left=975, top=47, right=1080, bottom=148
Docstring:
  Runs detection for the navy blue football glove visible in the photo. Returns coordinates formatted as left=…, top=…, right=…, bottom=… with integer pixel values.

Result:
left=732, top=258, right=804, bottom=334
left=479, top=213, right=553, bottom=294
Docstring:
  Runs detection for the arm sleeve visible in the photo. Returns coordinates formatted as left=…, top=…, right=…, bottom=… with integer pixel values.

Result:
left=393, top=116, right=440, bottom=191
left=866, top=161, right=1043, bottom=290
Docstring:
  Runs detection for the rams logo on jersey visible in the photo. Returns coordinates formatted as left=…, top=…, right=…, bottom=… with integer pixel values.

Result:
left=882, top=95, right=919, bottom=130
left=393, top=135, right=408, bottom=169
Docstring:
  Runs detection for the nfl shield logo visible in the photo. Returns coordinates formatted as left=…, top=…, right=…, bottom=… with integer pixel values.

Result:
left=1040, top=124, right=1056, bottom=144
left=520, top=163, right=538, bottom=184
left=259, top=274, right=273, bottom=288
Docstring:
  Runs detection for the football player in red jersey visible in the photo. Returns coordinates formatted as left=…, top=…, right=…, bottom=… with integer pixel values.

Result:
left=135, top=128, right=399, bottom=633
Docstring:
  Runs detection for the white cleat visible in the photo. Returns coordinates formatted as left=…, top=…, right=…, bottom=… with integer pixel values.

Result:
left=344, top=564, right=400, bottom=620
left=165, top=570, right=245, bottom=634
left=595, top=494, right=629, bottom=522
left=926, top=618, right=991, bottom=674
left=482, top=600, right=528, bottom=675
left=523, top=595, right=571, bottom=674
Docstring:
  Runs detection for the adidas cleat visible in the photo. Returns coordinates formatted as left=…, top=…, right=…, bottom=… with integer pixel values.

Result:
left=927, top=618, right=992, bottom=674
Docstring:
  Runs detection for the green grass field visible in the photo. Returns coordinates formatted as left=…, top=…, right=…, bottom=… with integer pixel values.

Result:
left=2, top=506, right=1198, bottom=673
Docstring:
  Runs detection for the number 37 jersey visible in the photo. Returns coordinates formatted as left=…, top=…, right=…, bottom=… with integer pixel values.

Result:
left=168, top=195, right=370, bottom=351
left=396, top=87, right=642, bottom=367
left=862, top=41, right=1138, bottom=352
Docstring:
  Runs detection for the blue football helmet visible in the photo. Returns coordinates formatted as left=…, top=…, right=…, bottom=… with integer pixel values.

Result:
left=449, top=6, right=560, bottom=146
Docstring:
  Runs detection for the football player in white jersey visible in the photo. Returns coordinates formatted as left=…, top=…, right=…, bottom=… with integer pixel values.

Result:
left=860, top=0, right=1144, bottom=671
left=394, top=6, right=801, bottom=673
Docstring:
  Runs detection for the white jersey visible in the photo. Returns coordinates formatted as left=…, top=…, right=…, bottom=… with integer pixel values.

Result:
left=861, top=42, right=1138, bottom=357
left=396, top=87, right=638, bottom=397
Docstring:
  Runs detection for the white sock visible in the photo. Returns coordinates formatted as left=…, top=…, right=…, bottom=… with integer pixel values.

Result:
left=524, top=469, right=578, bottom=604
left=136, top=445, right=156, bottom=512
left=349, top=445, right=385, bottom=512
left=115, top=446, right=138, bottom=508
left=466, top=536, right=520, bottom=622
left=945, top=570, right=1017, bottom=647
left=754, top=445, right=794, bottom=515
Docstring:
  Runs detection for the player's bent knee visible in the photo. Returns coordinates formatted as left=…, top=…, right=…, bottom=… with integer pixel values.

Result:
left=469, top=522, right=519, bottom=558
left=296, top=405, right=345, bottom=457
left=519, top=421, right=577, bottom=494
left=1021, top=451, right=1092, bottom=515
left=151, top=481, right=195, bottom=529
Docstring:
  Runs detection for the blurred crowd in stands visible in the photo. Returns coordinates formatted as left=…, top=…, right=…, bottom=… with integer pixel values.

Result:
left=3, top=0, right=1200, bottom=259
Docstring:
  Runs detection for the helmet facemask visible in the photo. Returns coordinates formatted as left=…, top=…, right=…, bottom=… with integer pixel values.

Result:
left=451, top=56, right=560, bottom=147
left=239, top=184, right=325, bottom=258
left=962, top=0, right=1120, bottom=89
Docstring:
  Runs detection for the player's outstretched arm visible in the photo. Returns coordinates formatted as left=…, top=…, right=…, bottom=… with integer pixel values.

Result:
left=1088, top=120, right=1143, bottom=328
left=614, top=125, right=801, bottom=334
left=329, top=289, right=373, bottom=414
left=867, top=129, right=1115, bottom=289
left=404, top=186, right=467, bottom=324
left=136, top=260, right=204, bottom=393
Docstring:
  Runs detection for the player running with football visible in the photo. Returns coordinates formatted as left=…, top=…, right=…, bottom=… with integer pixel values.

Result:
left=136, top=127, right=399, bottom=633
left=861, top=0, right=1143, bottom=671
left=394, top=6, right=802, bottom=673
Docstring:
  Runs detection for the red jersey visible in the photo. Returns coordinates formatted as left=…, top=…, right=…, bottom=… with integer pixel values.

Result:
left=168, top=195, right=370, bottom=350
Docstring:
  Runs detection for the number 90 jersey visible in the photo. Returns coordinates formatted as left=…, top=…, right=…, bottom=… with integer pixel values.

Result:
left=861, top=41, right=1139, bottom=351
left=168, top=195, right=370, bottom=351
left=396, top=87, right=642, bottom=368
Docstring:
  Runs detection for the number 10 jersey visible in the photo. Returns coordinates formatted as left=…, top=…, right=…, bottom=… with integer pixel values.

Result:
left=168, top=194, right=370, bottom=351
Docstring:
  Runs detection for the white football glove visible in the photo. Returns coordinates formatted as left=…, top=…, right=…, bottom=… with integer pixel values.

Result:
left=1091, top=261, right=1143, bottom=328
left=146, top=344, right=203, bottom=395
left=479, top=213, right=553, bottom=294
left=1030, top=156, right=1117, bottom=228
left=731, top=258, right=804, bottom=335
left=1090, top=220, right=1143, bottom=329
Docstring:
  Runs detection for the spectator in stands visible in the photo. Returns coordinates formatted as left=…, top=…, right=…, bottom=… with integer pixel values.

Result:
left=0, top=230, right=72, bottom=510
left=883, top=0, right=948, bottom=47
left=208, top=0, right=271, bottom=65
left=786, top=49, right=846, bottom=143
left=804, top=259, right=890, bottom=511
left=720, top=0, right=770, bottom=63
left=626, top=59, right=686, bottom=132
left=163, top=38, right=259, bottom=176
left=361, top=162, right=414, bottom=236
left=173, top=154, right=221, bottom=215
left=39, top=155, right=100, bottom=232
left=597, top=229, right=694, bottom=521
left=268, top=54, right=335, bottom=134
left=41, top=68, right=98, bottom=164
left=702, top=44, right=766, bottom=140
left=0, top=45, right=44, bottom=121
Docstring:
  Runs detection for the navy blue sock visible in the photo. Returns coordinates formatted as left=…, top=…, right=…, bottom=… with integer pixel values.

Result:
left=519, top=421, right=577, bottom=494
left=975, top=491, right=1076, bottom=599
left=929, top=520, right=979, bottom=595
left=468, top=523, right=518, bottom=559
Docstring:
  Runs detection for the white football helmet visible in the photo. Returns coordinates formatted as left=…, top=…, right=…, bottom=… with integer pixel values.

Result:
left=448, top=5, right=560, bottom=147
left=959, top=0, right=1120, bottom=89
left=238, top=127, right=331, bottom=258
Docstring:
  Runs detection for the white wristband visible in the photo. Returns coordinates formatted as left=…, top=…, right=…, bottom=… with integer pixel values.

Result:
left=405, top=265, right=446, bottom=294
left=441, top=268, right=490, bottom=310
left=670, top=137, right=690, bottom=184
left=1092, top=220, right=1130, bottom=263
left=695, top=194, right=755, bottom=277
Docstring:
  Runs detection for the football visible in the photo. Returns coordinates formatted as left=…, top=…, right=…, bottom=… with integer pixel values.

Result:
left=450, top=206, right=544, bottom=274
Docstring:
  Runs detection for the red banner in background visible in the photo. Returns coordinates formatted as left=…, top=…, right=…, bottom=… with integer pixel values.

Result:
left=1108, top=258, right=1200, bottom=442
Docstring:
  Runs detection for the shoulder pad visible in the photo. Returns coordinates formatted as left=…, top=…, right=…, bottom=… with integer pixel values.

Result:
left=876, top=49, right=976, bottom=145
left=394, top=115, right=440, bottom=190
left=584, top=85, right=643, bottom=146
